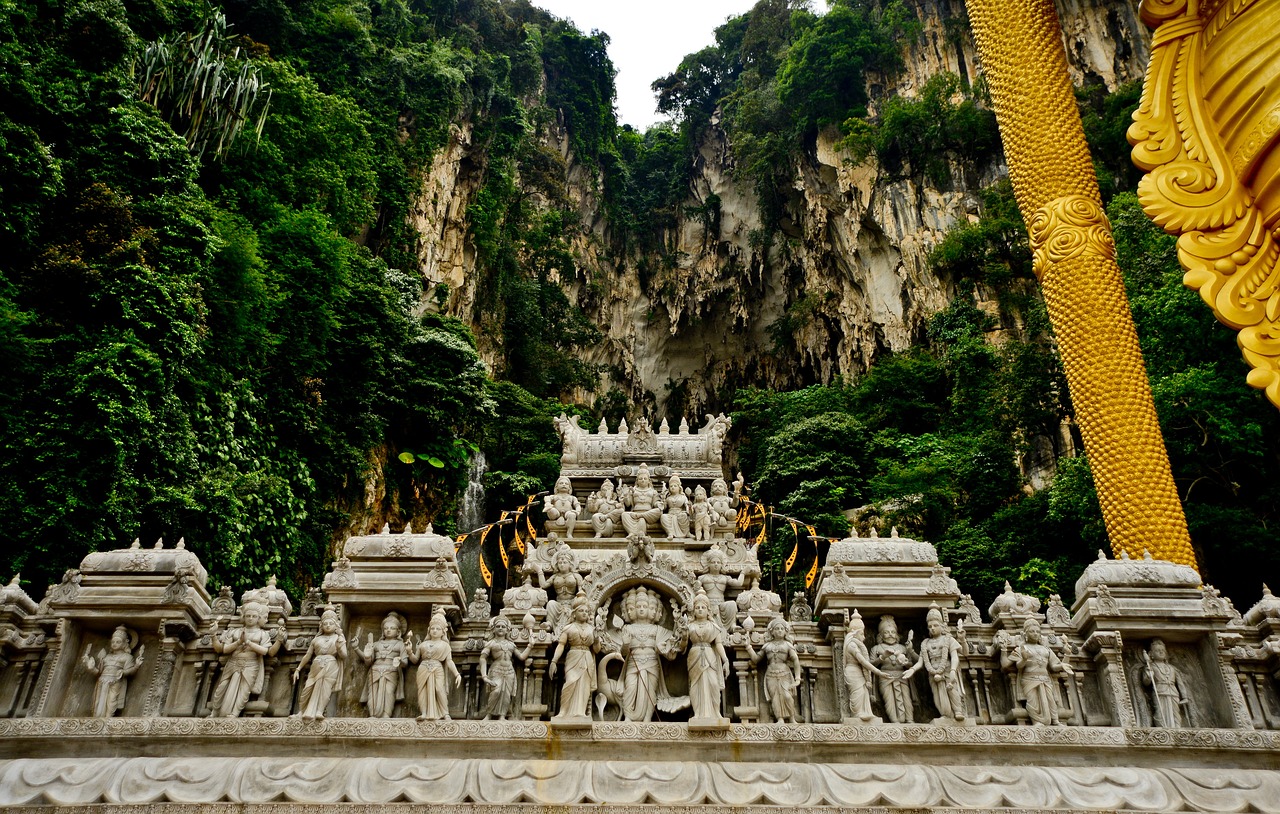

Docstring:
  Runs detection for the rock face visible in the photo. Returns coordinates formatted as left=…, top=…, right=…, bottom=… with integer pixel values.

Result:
left=416, top=0, right=1146, bottom=416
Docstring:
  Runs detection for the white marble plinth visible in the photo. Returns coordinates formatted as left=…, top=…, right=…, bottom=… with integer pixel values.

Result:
left=687, top=716, right=731, bottom=731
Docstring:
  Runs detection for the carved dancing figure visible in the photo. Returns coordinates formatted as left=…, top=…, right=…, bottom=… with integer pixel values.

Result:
left=746, top=617, right=802, bottom=723
left=842, top=610, right=884, bottom=722
left=292, top=608, right=346, bottom=721
left=698, top=547, right=743, bottom=628
left=548, top=592, right=597, bottom=719
left=1143, top=638, right=1190, bottom=728
left=691, top=485, right=716, bottom=541
left=354, top=612, right=408, bottom=718
left=208, top=601, right=278, bottom=717
left=408, top=609, right=461, bottom=720
left=659, top=474, right=692, bottom=539
left=686, top=590, right=729, bottom=721
left=543, top=476, right=582, bottom=539
left=479, top=616, right=532, bottom=720
left=82, top=626, right=144, bottom=717
left=870, top=615, right=916, bottom=723
left=1001, top=617, right=1072, bottom=726
left=587, top=479, right=623, bottom=538
left=616, top=586, right=683, bottom=722
left=904, top=605, right=966, bottom=722
left=620, top=464, right=662, bottom=536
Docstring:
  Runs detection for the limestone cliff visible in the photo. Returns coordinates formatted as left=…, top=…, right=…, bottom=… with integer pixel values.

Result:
left=414, top=0, right=1147, bottom=418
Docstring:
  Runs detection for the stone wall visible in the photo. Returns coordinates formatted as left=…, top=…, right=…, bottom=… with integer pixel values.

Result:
left=5, top=417, right=1280, bottom=809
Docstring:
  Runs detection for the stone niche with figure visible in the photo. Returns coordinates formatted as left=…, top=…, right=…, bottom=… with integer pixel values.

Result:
left=5, top=416, right=1280, bottom=812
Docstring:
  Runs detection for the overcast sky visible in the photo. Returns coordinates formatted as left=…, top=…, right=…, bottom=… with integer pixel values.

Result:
left=531, top=0, right=761, bottom=129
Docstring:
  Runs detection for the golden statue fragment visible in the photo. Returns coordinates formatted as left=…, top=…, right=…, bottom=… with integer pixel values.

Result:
left=1129, top=0, right=1280, bottom=408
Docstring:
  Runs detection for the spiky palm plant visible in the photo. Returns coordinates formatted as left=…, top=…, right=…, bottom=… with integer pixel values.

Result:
left=136, top=12, right=271, bottom=160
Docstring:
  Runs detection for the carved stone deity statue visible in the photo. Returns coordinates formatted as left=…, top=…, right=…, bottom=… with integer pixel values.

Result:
left=82, top=626, right=144, bottom=717
left=842, top=610, right=883, bottom=723
left=1143, top=638, right=1190, bottom=728
left=208, top=601, right=279, bottom=717
left=543, top=476, right=582, bottom=539
left=746, top=617, right=801, bottom=723
left=479, top=616, right=533, bottom=720
left=707, top=477, right=738, bottom=532
left=904, top=605, right=967, bottom=723
left=1001, top=617, right=1072, bottom=726
left=620, top=464, right=662, bottom=536
left=587, top=479, right=623, bottom=538
left=549, top=592, right=597, bottom=720
left=353, top=613, right=408, bottom=718
left=659, top=475, right=692, bottom=539
left=538, top=548, right=582, bottom=633
left=870, top=615, right=916, bottom=724
left=697, top=547, right=743, bottom=628
left=690, top=485, right=716, bottom=541
left=686, top=590, right=729, bottom=723
left=292, top=608, right=346, bottom=721
left=615, top=586, right=683, bottom=722
left=408, top=609, right=461, bottom=721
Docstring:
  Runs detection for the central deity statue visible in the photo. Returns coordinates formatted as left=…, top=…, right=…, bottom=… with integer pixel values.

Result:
left=620, top=464, right=662, bottom=537
left=614, top=586, right=683, bottom=722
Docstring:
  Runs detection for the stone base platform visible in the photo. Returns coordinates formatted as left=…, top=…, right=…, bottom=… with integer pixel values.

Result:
left=3, top=719, right=1279, bottom=811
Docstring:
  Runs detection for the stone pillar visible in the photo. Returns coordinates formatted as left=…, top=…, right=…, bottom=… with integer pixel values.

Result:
left=827, top=621, right=847, bottom=721
left=522, top=657, right=549, bottom=721
left=1213, top=632, right=1255, bottom=729
left=144, top=626, right=184, bottom=717
left=1084, top=630, right=1135, bottom=727
left=731, top=657, right=758, bottom=723
left=963, top=0, right=1195, bottom=567
left=30, top=621, right=64, bottom=718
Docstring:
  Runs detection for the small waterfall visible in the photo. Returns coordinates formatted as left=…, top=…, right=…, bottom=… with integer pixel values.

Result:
left=456, top=449, right=487, bottom=534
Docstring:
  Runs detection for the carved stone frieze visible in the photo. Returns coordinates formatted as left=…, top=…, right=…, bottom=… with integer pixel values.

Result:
left=3, top=753, right=1280, bottom=811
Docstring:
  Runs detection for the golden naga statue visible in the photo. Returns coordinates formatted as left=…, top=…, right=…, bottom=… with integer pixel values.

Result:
left=1128, top=0, right=1280, bottom=409
left=963, top=0, right=1196, bottom=568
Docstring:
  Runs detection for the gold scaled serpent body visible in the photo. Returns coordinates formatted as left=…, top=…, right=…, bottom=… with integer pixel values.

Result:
left=963, top=0, right=1196, bottom=568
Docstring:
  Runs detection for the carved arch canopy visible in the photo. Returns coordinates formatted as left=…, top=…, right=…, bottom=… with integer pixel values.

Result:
left=582, top=555, right=698, bottom=614
left=1130, top=0, right=1280, bottom=407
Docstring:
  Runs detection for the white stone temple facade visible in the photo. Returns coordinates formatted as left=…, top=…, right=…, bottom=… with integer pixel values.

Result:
left=3, top=415, right=1280, bottom=811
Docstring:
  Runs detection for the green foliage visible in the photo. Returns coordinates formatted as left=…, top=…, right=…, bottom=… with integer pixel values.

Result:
left=840, top=72, right=998, bottom=185
left=136, top=11, right=273, bottom=160
left=213, top=61, right=378, bottom=235
left=477, top=381, right=575, bottom=516
left=0, top=0, right=509, bottom=597
left=541, top=23, right=616, bottom=167
left=777, top=0, right=917, bottom=131
left=754, top=413, right=872, bottom=531
left=928, top=182, right=1030, bottom=288
left=1078, top=80, right=1143, bottom=199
